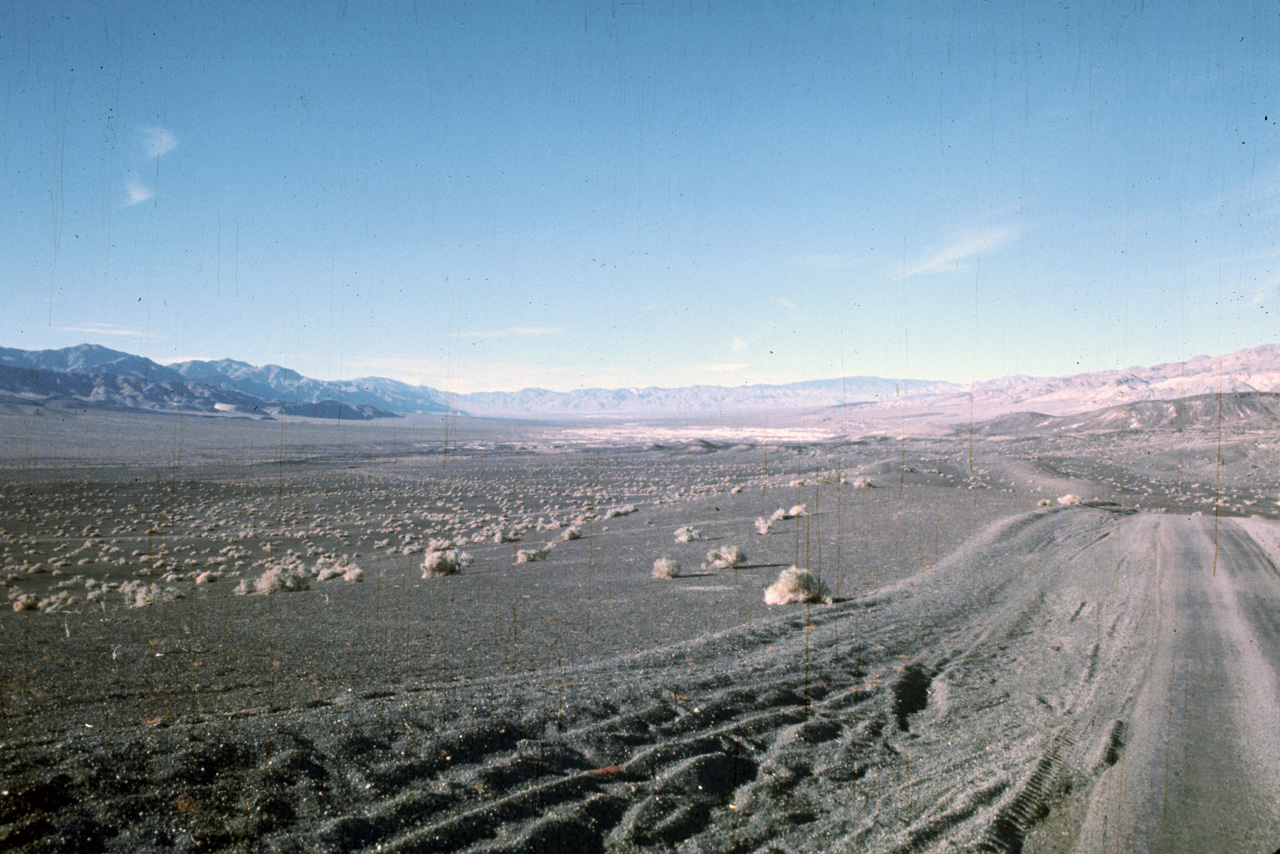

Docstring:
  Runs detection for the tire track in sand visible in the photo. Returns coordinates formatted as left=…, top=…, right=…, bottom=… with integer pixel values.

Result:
left=1073, top=516, right=1280, bottom=853
left=6, top=508, right=1280, bottom=852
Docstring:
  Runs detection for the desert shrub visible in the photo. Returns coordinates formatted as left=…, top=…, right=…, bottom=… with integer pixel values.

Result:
left=764, top=566, right=831, bottom=605
left=703, top=545, right=746, bottom=570
left=11, top=593, right=38, bottom=612
left=560, top=525, right=583, bottom=542
left=674, top=525, right=702, bottom=543
left=755, top=516, right=772, bottom=535
left=652, top=557, right=681, bottom=578
left=37, top=591, right=77, bottom=612
left=316, top=556, right=363, bottom=582
left=253, top=564, right=311, bottom=594
left=768, top=504, right=807, bottom=522
left=119, top=580, right=185, bottom=607
left=1057, top=494, right=1083, bottom=506
left=604, top=504, right=638, bottom=518
left=423, top=548, right=472, bottom=577
left=516, top=548, right=549, bottom=564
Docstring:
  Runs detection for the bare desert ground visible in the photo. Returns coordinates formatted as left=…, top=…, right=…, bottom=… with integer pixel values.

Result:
left=2, top=403, right=1279, bottom=852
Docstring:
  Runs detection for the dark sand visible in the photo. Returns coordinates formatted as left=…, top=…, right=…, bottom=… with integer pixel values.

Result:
left=3, top=407, right=1279, bottom=852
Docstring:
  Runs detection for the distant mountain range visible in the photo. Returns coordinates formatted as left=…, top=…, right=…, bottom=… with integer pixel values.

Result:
left=169, top=357, right=452, bottom=415
left=955, top=344, right=1280, bottom=412
left=0, top=345, right=410, bottom=420
left=0, top=344, right=951, bottom=419
left=1, top=342, right=1278, bottom=423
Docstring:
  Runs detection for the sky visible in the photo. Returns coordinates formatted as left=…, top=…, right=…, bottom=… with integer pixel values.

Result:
left=3, top=1, right=1279, bottom=393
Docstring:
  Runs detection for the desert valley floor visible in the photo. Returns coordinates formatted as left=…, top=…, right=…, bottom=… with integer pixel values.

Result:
left=1, top=404, right=1279, bottom=853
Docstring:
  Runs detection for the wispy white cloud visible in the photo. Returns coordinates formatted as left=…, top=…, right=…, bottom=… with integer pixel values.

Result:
left=140, top=127, right=179, bottom=158
left=1251, top=279, right=1280, bottom=306
left=56, top=323, right=154, bottom=339
left=122, top=127, right=177, bottom=205
left=772, top=296, right=796, bottom=310
left=124, top=178, right=153, bottom=206
left=448, top=326, right=563, bottom=340
left=731, top=337, right=749, bottom=352
left=901, top=225, right=1017, bottom=278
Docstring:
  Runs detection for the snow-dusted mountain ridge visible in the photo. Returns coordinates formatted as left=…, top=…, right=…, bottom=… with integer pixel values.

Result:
left=170, top=358, right=452, bottom=414
left=955, top=343, right=1280, bottom=413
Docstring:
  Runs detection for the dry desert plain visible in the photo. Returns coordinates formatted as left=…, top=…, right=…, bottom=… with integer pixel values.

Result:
left=1, top=402, right=1279, bottom=853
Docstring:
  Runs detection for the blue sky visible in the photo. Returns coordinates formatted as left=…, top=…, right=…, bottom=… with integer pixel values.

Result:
left=3, top=1, right=1279, bottom=392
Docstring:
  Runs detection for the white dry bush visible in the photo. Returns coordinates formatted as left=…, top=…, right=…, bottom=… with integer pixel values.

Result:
left=516, top=548, right=549, bottom=564
left=37, top=591, right=77, bottom=612
left=764, top=566, right=832, bottom=606
left=1057, top=494, right=1083, bottom=506
left=253, top=563, right=312, bottom=595
left=604, top=504, right=639, bottom=519
left=1037, top=498, right=1054, bottom=507
left=703, top=545, right=746, bottom=571
left=652, top=557, right=682, bottom=578
left=560, top=525, right=583, bottom=542
left=316, top=555, right=364, bottom=582
left=755, top=516, right=773, bottom=535
left=12, top=593, right=38, bottom=612
left=788, top=504, right=809, bottom=518
left=120, top=580, right=185, bottom=608
left=852, top=478, right=875, bottom=489
left=674, top=525, right=702, bottom=543
left=423, top=547, right=472, bottom=578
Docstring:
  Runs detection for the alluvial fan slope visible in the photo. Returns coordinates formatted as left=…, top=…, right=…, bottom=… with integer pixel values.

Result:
left=5, top=504, right=1279, bottom=852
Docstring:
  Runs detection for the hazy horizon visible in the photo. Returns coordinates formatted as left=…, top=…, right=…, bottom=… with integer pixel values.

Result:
left=7, top=337, right=1279, bottom=405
